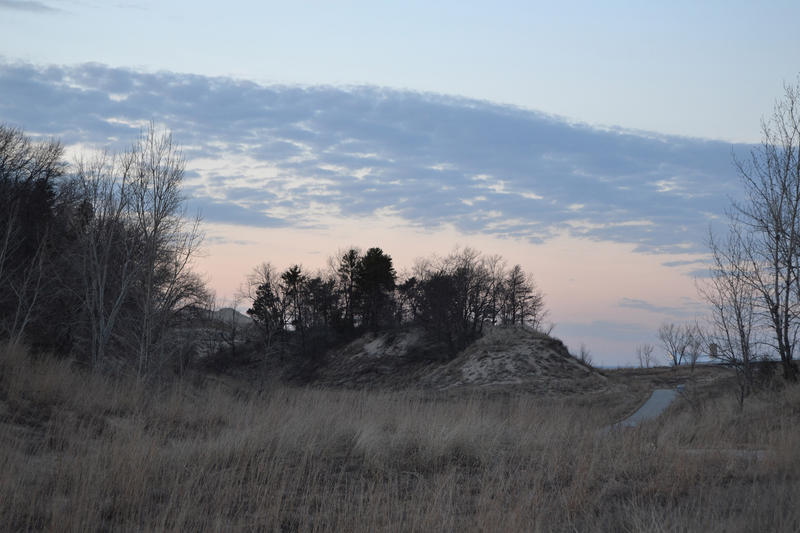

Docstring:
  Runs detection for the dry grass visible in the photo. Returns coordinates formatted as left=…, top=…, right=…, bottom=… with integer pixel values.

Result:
left=2, top=343, right=799, bottom=532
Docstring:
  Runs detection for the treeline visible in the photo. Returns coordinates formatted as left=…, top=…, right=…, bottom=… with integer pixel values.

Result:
left=242, top=247, right=547, bottom=360
left=1, top=123, right=548, bottom=376
left=0, top=123, right=207, bottom=375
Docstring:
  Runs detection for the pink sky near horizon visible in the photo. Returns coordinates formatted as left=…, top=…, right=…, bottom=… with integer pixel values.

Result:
left=196, top=217, right=707, bottom=367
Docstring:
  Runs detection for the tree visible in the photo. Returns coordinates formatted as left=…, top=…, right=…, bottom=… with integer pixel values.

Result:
left=245, top=262, right=286, bottom=352
left=657, top=322, right=702, bottom=369
left=74, top=150, right=140, bottom=369
left=501, top=264, right=527, bottom=326
left=304, top=275, right=339, bottom=330
left=128, top=123, right=205, bottom=375
left=355, top=247, right=396, bottom=330
left=334, top=248, right=360, bottom=333
left=0, top=125, right=65, bottom=346
left=281, top=265, right=307, bottom=351
left=403, top=248, right=549, bottom=356
left=698, top=226, right=759, bottom=400
left=636, top=343, right=655, bottom=368
left=685, top=323, right=704, bottom=371
left=0, top=123, right=206, bottom=372
left=659, top=322, right=692, bottom=367
left=497, top=263, right=547, bottom=330
left=727, top=80, right=800, bottom=380
left=418, top=270, right=461, bottom=355
left=396, top=276, right=421, bottom=323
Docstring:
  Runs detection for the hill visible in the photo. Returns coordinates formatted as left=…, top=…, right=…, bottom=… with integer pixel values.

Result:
left=313, top=325, right=608, bottom=393
left=209, top=307, right=252, bottom=326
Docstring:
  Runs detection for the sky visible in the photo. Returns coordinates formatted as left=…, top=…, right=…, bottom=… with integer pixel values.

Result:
left=1, top=1, right=799, bottom=365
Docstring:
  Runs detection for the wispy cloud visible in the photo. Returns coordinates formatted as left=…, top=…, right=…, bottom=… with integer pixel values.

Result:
left=0, top=61, right=751, bottom=253
left=661, top=259, right=707, bottom=268
left=556, top=320, right=652, bottom=344
left=618, top=297, right=704, bottom=317
left=0, top=0, right=58, bottom=12
left=687, top=268, right=713, bottom=279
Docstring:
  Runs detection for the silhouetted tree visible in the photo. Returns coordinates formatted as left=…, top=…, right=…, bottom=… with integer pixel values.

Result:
left=723, top=80, right=800, bottom=381
left=281, top=265, right=307, bottom=351
left=0, top=124, right=67, bottom=349
left=127, top=123, right=206, bottom=375
left=74, top=151, right=140, bottom=368
left=305, top=275, right=339, bottom=330
left=418, top=270, right=461, bottom=355
left=636, top=343, right=655, bottom=368
left=658, top=322, right=700, bottom=367
left=355, top=247, right=396, bottom=330
left=335, top=248, right=360, bottom=333
left=243, top=247, right=549, bottom=361
left=246, top=263, right=286, bottom=352
left=397, top=276, right=421, bottom=323
left=698, top=226, right=760, bottom=401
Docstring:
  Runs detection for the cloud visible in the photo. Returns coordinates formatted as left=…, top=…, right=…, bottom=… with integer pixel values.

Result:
left=686, top=268, right=713, bottom=279
left=555, top=320, right=652, bottom=344
left=204, top=236, right=259, bottom=246
left=661, top=259, right=707, bottom=268
left=0, top=61, right=752, bottom=249
left=188, top=196, right=288, bottom=228
left=0, top=0, right=58, bottom=12
left=618, top=297, right=704, bottom=317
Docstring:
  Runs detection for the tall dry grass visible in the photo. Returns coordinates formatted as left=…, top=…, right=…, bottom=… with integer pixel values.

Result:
left=1, top=342, right=799, bottom=532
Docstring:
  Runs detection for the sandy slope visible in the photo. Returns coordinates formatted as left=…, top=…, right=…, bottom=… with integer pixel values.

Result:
left=316, top=325, right=608, bottom=392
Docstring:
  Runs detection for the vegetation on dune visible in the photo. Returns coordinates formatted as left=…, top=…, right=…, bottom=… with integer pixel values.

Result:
left=241, top=246, right=548, bottom=369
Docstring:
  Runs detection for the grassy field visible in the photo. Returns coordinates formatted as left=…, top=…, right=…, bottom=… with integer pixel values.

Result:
left=1, top=343, right=799, bottom=532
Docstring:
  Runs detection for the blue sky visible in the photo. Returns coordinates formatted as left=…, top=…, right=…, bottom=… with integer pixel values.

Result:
left=1, top=1, right=798, bottom=365
left=2, top=1, right=798, bottom=141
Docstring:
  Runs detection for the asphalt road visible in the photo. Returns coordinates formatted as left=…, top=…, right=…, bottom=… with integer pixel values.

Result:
left=616, top=388, right=678, bottom=428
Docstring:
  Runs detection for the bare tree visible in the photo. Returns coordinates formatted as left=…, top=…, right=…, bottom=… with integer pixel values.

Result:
left=74, top=152, right=139, bottom=368
left=406, top=248, right=548, bottom=354
left=659, top=322, right=691, bottom=367
left=448, top=247, right=498, bottom=336
left=243, top=262, right=286, bottom=353
left=500, top=263, right=547, bottom=330
left=685, top=323, right=704, bottom=371
left=4, top=229, right=48, bottom=348
left=0, top=201, right=18, bottom=292
left=730, top=79, right=800, bottom=380
left=128, top=123, right=205, bottom=375
left=636, top=343, right=655, bottom=368
left=698, top=225, right=760, bottom=401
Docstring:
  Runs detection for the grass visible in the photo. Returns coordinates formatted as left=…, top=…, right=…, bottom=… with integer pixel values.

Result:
left=1, top=343, right=799, bottom=532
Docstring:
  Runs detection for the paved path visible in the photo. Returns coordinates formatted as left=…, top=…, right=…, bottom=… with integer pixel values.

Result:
left=605, top=388, right=679, bottom=432
left=601, top=389, right=772, bottom=460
